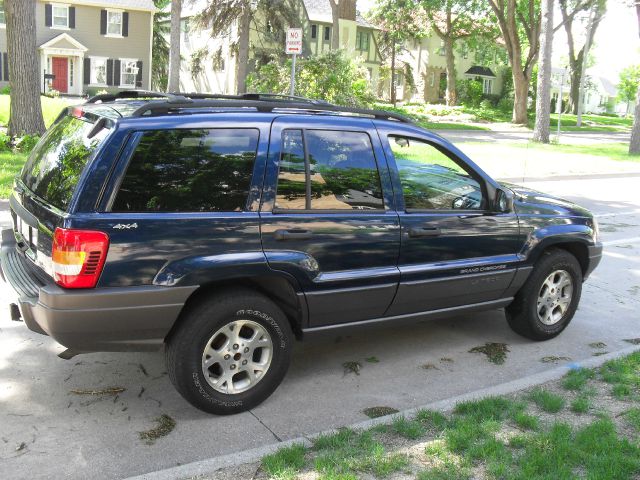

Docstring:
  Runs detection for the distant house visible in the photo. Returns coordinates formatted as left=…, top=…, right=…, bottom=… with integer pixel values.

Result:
left=176, top=0, right=383, bottom=95
left=0, top=0, right=155, bottom=96
left=551, top=67, right=626, bottom=115
left=382, top=34, right=506, bottom=103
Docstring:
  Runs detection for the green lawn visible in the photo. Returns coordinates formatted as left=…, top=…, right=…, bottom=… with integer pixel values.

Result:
left=0, top=94, right=77, bottom=128
left=505, top=142, right=640, bottom=163
left=0, top=151, right=26, bottom=198
left=259, top=352, right=640, bottom=480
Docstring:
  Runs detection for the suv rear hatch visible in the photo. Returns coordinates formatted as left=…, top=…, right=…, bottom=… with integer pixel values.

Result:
left=10, top=107, right=112, bottom=282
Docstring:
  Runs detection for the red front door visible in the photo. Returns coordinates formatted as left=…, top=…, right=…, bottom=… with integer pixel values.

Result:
left=51, top=57, right=68, bottom=93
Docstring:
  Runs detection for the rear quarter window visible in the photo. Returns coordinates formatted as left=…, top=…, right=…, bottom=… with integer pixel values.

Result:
left=111, top=128, right=260, bottom=212
left=20, top=115, right=109, bottom=210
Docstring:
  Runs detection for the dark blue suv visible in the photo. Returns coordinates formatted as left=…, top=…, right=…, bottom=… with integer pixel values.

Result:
left=0, top=92, right=602, bottom=414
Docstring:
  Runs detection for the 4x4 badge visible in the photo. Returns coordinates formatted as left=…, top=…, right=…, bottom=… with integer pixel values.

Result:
left=113, top=223, right=138, bottom=230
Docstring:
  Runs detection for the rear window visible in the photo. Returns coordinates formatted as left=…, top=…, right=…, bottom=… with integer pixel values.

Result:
left=111, top=128, right=260, bottom=212
left=20, top=115, right=109, bottom=210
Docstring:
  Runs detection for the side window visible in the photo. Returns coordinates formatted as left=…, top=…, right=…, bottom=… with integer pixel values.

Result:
left=389, top=135, right=483, bottom=211
left=276, top=129, right=385, bottom=211
left=112, top=128, right=259, bottom=212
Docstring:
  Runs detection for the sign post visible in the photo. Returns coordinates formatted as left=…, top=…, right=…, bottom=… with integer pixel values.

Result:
left=286, top=28, right=302, bottom=96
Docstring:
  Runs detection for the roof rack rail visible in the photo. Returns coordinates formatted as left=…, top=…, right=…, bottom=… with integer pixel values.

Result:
left=130, top=98, right=413, bottom=123
left=85, top=90, right=190, bottom=104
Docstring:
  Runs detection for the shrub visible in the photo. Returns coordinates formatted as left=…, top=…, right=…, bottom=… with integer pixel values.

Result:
left=497, top=97, right=513, bottom=112
left=16, top=134, right=40, bottom=153
left=247, top=51, right=375, bottom=107
left=44, top=89, right=60, bottom=98
left=0, top=131, right=11, bottom=152
left=0, top=85, right=10, bottom=95
left=457, top=78, right=483, bottom=107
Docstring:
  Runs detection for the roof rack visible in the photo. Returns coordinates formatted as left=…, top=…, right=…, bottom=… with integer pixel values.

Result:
left=85, top=90, right=413, bottom=124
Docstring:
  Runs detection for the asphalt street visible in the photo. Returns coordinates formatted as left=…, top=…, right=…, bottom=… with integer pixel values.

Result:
left=1, top=176, right=639, bottom=480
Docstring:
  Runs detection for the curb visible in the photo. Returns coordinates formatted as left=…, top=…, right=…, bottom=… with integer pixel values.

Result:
left=123, top=345, right=640, bottom=480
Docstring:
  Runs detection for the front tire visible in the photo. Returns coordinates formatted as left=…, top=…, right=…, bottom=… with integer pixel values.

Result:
left=165, top=288, right=293, bottom=415
left=506, top=249, right=583, bottom=341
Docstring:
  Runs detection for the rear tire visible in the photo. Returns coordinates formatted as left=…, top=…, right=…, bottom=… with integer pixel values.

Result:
left=165, top=288, right=293, bottom=415
left=506, top=249, right=582, bottom=341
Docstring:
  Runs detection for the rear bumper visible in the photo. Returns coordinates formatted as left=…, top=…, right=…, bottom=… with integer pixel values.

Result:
left=585, top=242, right=603, bottom=280
left=0, top=229, right=196, bottom=352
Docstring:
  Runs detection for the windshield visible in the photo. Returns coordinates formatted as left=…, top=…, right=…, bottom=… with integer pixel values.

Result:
left=20, top=115, right=109, bottom=211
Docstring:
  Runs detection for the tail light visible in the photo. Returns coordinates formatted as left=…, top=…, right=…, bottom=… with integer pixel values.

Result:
left=52, top=228, right=109, bottom=288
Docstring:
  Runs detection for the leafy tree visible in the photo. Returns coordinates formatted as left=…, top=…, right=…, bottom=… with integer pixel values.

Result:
left=368, top=0, right=425, bottom=106
left=152, top=0, right=170, bottom=91
left=247, top=51, right=373, bottom=107
left=168, top=0, right=182, bottom=92
left=559, top=0, right=606, bottom=115
left=5, top=0, right=45, bottom=136
left=419, top=0, right=491, bottom=106
left=618, top=65, right=640, bottom=115
left=486, top=0, right=542, bottom=125
left=532, top=0, right=554, bottom=143
left=194, top=0, right=299, bottom=94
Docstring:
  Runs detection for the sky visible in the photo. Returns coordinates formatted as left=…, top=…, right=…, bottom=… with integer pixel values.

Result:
left=356, top=0, right=639, bottom=83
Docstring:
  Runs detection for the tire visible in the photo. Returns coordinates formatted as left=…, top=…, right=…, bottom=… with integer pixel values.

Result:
left=506, top=249, right=583, bottom=341
left=165, top=288, right=293, bottom=415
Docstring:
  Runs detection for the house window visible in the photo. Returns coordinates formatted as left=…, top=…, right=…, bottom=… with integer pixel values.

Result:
left=324, top=26, right=331, bottom=42
left=483, top=78, right=493, bottom=94
left=311, top=24, right=317, bottom=39
left=52, top=4, right=69, bottom=28
left=429, top=72, right=435, bottom=87
left=461, top=44, right=468, bottom=59
left=437, top=40, right=445, bottom=56
left=356, top=31, right=369, bottom=51
left=394, top=72, right=404, bottom=87
left=90, top=57, right=107, bottom=85
left=107, top=10, right=123, bottom=36
left=181, top=19, right=190, bottom=47
left=0, top=1, right=5, bottom=26
left=120, top=59, right=138, bottom=87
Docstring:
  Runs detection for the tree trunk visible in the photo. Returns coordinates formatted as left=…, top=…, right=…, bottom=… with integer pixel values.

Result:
left=576, top=5, right=596, bottom=126
left=512, top=70, right=529, bottom=125
left=5, top=0, right=45, bottom=137
left=532, top=0, right=554, bottom=143
left=568, top=63, right=580, bottom=114
left=390, top=39, right=396, bottom=106
left=444, top=37, right=456, bottom=106
left=235, top=6, right=251, bottom=94
left=329, top=0, right=340, bottom=50
left=629, top=84, right=640, bottom=154
left=167, top=0, right=181, bottom=92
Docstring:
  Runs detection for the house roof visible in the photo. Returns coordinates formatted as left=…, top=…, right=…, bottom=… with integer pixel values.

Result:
left=39, top=33, right=89, bottom=51
left=465, top=66, right=496, bottom=77
left=302, top=0, right=377, bottom=29
left=598, top=76, right=617, bottom=97
left=58, top=0, right=156, bottom=12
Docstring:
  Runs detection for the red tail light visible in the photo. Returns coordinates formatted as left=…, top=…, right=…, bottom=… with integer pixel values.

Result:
left=52, top=228, right=109, bottom=288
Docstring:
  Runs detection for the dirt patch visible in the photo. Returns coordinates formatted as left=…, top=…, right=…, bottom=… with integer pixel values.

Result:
left=362, top=406, right=400, bottom=418
left=469, top=342, right=509, bottom=364
left=70, top=387, right=125, bottom=396
left=588, top=342, right=607, bottom=349
left=421, top=363, right=439, bottom=370
left=139, top=414, right=176, bottom=445
left=541, top=355, right=572, bottom=363
left=624, top=338, right=640, bottom=345
left=342, top=361, right=362, bottom=376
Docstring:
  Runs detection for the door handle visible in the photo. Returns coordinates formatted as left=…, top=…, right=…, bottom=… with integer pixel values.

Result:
left=408, top=227, right=442, bottom=238
left=274, top=229, right=313, bottom=241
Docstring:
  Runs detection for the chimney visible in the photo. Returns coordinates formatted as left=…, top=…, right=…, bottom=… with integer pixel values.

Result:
left=339, top=0, right=357, bottom=21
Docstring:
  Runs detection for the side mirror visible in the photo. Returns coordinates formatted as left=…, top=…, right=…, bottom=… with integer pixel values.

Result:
left=495, top=188, right=514, bottom=213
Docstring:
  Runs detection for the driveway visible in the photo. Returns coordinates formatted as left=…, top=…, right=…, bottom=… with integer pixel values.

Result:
left=1, top=176, right=639, bottom=480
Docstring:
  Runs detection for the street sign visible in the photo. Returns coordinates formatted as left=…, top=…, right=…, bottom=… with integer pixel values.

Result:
left=286, top=28, right=302, bottom=55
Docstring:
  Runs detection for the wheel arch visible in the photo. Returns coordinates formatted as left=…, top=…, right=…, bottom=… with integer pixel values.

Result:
left=164, top=274, right=308, bottom=343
